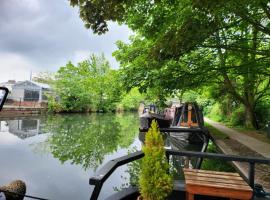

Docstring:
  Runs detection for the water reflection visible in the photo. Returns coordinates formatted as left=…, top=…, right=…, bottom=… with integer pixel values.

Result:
left=0, top=113, right=140, bottom=200
left=0, top=117, right=47, bottom=139
left=47, top=113, right=139, bottom=170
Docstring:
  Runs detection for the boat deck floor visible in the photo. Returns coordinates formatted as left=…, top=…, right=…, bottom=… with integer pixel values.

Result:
left=106, top=180, right=270, bottom=200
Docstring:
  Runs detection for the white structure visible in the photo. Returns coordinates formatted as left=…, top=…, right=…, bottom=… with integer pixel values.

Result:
left=8, top=119, right=40, bottom=139
left=0, top=80, right=16, bottom=96
left=9, top=80, right=50, bottom=103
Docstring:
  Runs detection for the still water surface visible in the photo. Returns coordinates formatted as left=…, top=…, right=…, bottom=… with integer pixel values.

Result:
left=0, top=113, right=141, bottom=200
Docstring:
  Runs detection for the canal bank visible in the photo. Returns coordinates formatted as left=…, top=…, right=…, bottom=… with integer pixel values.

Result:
left=0, top=106, right=47, bottom=117
left=205, top=118, right=270, bottom=192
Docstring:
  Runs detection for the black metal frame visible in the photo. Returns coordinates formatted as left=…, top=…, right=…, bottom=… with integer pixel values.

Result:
left=139, top=127, right=209, bottom=133
left=0, top=87, right=9, bottom=111
left=140, top=125, right=210, bottom=169
left=89, top=150, right=270, bottom=200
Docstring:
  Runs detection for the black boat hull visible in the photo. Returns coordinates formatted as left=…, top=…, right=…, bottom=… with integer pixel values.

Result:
left=139, top=112, right=172, bottom=129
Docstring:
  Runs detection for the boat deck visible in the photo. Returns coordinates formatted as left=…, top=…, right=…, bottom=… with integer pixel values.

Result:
left=106, top=181, right=270, bottom=200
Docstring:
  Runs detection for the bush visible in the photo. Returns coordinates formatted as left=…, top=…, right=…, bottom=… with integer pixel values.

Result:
left=139, top=120, right=173, bottom=200
left=255, top=99, right=270, bottom=126
left=229, top=106, right=245, bottom=127
left=47, top=96, right=64, bottom=113
left=207, top=102, right=226, bottom=122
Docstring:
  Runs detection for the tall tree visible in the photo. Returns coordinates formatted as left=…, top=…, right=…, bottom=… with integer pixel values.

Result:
left=52, top=54, right=121, bottom=112
left=69, top=0, right=270, bottom=128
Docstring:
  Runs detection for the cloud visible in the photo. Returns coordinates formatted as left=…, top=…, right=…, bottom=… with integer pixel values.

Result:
left=0, top=52, right=36, bottom=82
left=0, top=0, right=132, bottom=82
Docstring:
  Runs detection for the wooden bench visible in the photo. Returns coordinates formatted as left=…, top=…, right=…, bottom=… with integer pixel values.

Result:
left=183, top=168, right=253, bottom=200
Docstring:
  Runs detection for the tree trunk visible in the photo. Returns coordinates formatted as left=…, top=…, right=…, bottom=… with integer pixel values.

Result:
left=244, top=103, right=258, bottom=129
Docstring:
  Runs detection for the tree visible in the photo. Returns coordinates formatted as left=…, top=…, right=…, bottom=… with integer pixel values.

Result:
left=32, top=71, right=55, bottom=85
left=69, top=0, right=270, bottom=128
left=139, top=120, right=173, bottom=200
left=51, top=54, right=122, bottom=112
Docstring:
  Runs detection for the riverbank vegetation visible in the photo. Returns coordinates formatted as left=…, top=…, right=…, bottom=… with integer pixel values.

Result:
left=68, top=0, right=270, bottom=129
left=40, top=1, right=270, bottom=130
left=46, top=54, right=165, bottom=113
left=47, top=54, right=122, bottom=112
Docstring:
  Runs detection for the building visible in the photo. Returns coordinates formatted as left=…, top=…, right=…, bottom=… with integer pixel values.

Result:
left=9, top=80, right=50, bottom=103
left=0, top=80, right=16, bottom=96
left=0, top=80, right=51, bottom=107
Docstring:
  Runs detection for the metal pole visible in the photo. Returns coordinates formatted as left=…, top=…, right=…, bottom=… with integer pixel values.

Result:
left=90, top=183, right=102, bottom=200
left=248, top=162, right=255, bottom=189
left=248, top=162, right=255, bottom=200
left=166, top=151, right=170, bottom=163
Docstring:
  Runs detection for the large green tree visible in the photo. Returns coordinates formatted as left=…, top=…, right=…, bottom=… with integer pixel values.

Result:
left=69, top=0, right=270, bottom=128
left=50, top=54, right=122, bottom=112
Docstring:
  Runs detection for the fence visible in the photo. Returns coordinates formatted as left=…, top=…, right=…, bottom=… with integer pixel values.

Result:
left=4, top=98, right=48, bottom=108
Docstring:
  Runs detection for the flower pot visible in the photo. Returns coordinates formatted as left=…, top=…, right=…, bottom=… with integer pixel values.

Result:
left=137, top=195, right=143, bottom=200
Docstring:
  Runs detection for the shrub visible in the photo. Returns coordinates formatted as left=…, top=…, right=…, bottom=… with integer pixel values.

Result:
left=229, top=106, right=245, bottom=127
left=207, top=102, right=226, bottom=122
left=139, top=120, right=173, bottom=200
left=47, top=96, right=64, bottom=113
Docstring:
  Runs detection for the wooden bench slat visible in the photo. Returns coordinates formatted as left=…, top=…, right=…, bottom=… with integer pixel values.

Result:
left=184, top=171, right=243, bottom=180
left=185, top=174, right=247, bottom=185
left=184, top=168, right=253, bottom=200
left=186, top=184, right=253, bottom=199
left=186, top=180, right=252, bottom=191
left=183, top=168, right=240, bottom=176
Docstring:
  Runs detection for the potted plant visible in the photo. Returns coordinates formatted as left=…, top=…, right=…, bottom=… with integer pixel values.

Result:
left=138, top=120, right=173, bottom=200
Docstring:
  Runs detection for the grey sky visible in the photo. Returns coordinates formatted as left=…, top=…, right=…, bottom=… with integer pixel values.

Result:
left=0, top=0, right=132, bottom=82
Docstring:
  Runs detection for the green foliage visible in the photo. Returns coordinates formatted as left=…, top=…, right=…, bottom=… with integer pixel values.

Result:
left=229, top=106, right=245, bottom=127
left=207, top=103, right=226, bottom=122
left=256, top=96, right=270, bottom=125
left=70, top=0, right=270, bottom=129
left=32, top=71, right=55, bottom=84
left=118, top=88, right=145, bottom=111
left=181, top=90, right=199, bottom=102
left=201, top=142, right=235, bottom=172
left=47, top=113, right=139, bottom=170
left=49, top=54, right=122, bottom=113
left=47, top=96, right=64, bottom=113
left=205, top=123, right=229, bottom=140
left=139, top=120, right=173, bottom=200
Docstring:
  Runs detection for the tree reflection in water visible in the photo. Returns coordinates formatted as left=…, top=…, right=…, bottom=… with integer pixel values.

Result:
left=47, top=113, right=139, bottom=170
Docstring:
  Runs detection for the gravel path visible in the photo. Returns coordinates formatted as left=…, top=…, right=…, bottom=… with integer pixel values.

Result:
left=205, top=118, right=270, bottom=159
left=205, top=118, right=270, bottom=192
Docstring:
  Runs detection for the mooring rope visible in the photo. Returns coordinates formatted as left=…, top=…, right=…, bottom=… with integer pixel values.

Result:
left=0, top=189, right=50, bottom=200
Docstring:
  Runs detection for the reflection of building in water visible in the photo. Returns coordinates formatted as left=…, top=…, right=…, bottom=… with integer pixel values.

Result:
left=8, top=119, right=41, bottom=139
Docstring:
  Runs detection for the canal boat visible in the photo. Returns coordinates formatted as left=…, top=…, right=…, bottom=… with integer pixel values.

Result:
left=139, top=102, right=204, bottom=130
left=140, top=102, right=207, bottom=144
left=89, top=101, right=270, bottom=200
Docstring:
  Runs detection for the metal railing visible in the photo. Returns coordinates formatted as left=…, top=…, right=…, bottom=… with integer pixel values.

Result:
left=89, top=150, right=270, bottom=200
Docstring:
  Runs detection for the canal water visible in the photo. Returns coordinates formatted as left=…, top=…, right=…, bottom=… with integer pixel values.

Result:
left=0, top=113, right=141, bottom=200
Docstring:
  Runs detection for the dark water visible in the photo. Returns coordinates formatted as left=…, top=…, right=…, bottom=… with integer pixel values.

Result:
left=0, top=113, right=141, bottom=200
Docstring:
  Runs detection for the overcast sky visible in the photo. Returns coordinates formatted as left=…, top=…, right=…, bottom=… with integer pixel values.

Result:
left=0, top=0, right=132, bottom=83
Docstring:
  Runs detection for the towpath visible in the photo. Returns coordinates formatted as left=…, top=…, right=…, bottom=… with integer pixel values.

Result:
left=205, top=118, right=270, bottom=191
left=205, top=118, right=270, bottom=159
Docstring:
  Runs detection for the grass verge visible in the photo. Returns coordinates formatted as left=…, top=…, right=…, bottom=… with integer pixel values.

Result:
left=205, top=122, right=229, bottom=140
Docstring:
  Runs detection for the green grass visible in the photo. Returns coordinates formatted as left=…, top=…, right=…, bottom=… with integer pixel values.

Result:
left=201, top=141, right=236, bottom=172
left=205, top=122, right=229, bottom=140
